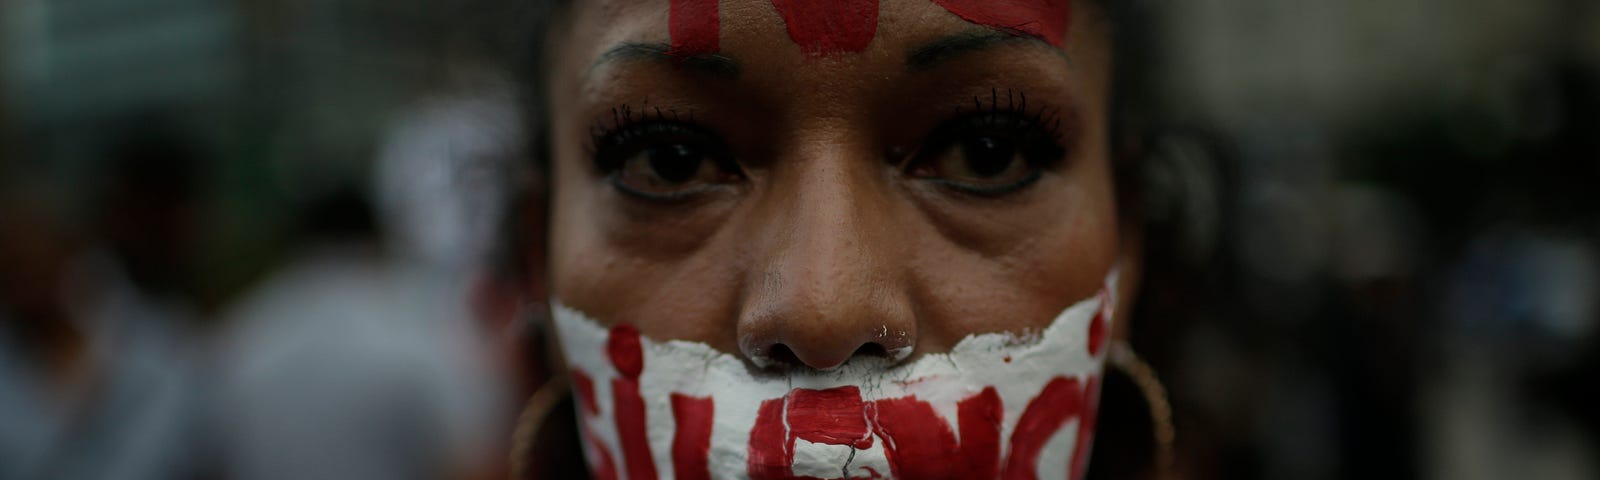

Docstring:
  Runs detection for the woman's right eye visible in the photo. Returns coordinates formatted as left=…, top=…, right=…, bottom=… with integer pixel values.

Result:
left=592, top=121, right=740, bottom=201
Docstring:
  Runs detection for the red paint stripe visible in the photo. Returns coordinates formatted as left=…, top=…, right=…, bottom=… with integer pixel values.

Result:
left=670, top=0, right=719, bottom=55
left=870, top=396, right=962, bottom=479
left=867, top=388, right=1003, bottom=478
left=1003, top=376, right=1084, bottom=480
left=748, top=387, right=875, bottom=479
left=572, top=368, right=613, bottom=478
left=670, top=394, right=715, bottom=480
left=1088, top=306, right=1107, bottom=357
left=611, top=378, right=659, bottom=480
left=786, top=386, right=872, bottom=449
left=956, top=387, right=1004, bottom=478
left=606, top=324, right=644, bottom=379
left=570, top=369, right=600, bottom=416
left=929, top=0, right=1073, bottom=48
left=607, top=324, right=656, bottom=479
left=747, top=397, right=793, bottom=479
left=767, top=0, right=878, bottom=55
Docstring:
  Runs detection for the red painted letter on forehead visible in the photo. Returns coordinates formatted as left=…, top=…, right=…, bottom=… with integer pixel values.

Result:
left=669, top=0, right=1071, bottom=57
left=674, top=0, right=879, bottom=56
left=768, top=0, right=879, bottom=55
left=931, top=0, right=1073, bottom=48
left=671, top=0, right=720, bottom=55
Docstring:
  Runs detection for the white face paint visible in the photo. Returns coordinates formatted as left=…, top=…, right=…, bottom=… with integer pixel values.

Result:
left=552, top=270, right=1116, bottom=480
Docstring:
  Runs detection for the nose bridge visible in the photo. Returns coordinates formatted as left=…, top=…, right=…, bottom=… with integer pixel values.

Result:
left=738, top=139, right=918, bottom=370
left=784, top=162, right=887, bottom=309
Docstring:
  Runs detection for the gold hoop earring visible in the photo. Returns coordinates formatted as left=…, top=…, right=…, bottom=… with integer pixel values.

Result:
left=511, top=375, right=571, bottom=480
left=1108, top=340, right=1177, bottom=479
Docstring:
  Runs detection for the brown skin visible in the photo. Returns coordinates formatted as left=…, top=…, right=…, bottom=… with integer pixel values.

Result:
left=542, top=0, right=1136, bottom=370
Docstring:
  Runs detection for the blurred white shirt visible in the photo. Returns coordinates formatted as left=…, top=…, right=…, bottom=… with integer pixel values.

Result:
left=0, top=253, right=205, bottom=480
left=214, top=245, right=502, bottom=480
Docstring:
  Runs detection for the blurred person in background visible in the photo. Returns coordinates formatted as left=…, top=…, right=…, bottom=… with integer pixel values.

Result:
left=214, top=93, right=518, bottom=480
left=0, top=126, right=209, bottom=480
left=86, top=123, right=208, bottom=323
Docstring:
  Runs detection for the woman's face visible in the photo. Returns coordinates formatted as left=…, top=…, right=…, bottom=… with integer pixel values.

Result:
left=543, top=0, right=1130, bottom=477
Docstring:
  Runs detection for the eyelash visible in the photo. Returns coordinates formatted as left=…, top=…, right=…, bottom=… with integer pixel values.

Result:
left=962, top=88, right=1066, bottom=151
left=588, top=104, right=741, bottom=198
left=590, top=105, right=716, bottom=168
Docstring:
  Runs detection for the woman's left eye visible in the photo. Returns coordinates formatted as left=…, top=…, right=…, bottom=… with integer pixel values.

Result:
left=923, top=133, right=1034, bottom=189
left=905, top=110, right=1067, bottom=196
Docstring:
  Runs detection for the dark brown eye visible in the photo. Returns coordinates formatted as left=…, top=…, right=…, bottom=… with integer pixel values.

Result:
left=593, top=121, right=740, bottom=201
left=647, top=144, right=702, bottom=183
left=613, top=142, right=730, bottom=196
left=907, top=110, right=1066, bottom=196
left=961, top=136, right=1018, bottom=177
left=919, top=134, right=1036, bottom=188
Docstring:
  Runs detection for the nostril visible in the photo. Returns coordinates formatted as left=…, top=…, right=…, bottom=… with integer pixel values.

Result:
left=755, top=342, right=909, bottom=372
left=853, top=342, right=887, bottom=359
left=763, top=344, right=804, bottom=369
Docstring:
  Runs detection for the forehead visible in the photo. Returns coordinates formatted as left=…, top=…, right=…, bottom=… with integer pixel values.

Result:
left=558, top=0, right=1078, bottom=61
left=546, top=0, right=1110, bottom=129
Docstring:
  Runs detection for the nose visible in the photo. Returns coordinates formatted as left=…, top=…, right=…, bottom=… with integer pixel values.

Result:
left=736, top=149, right=917, bottom=371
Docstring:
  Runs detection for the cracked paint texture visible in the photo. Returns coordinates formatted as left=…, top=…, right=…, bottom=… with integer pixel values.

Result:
left=553, top=270, right=1117, bottom=479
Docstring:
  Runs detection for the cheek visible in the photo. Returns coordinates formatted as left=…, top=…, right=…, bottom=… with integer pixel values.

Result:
left=908, top=158, right=1120, bottom=348
left=548, top=134, right=646, bottom=328
left=548, top=147, right=747, bottom=349
left=548, top=161, right=614, bottom=320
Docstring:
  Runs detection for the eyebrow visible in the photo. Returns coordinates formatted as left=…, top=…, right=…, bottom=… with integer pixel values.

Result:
left=586, top=42, right=742, bottom=80
left=905, top=30, right=1058, bottom=71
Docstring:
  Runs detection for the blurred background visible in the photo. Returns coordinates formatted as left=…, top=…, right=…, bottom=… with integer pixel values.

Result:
left=0, top=0, right=1596, bottom=479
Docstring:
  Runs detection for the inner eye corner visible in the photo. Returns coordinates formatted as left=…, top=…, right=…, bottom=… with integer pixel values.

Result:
left=883, top=145, right=918, bottom=170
